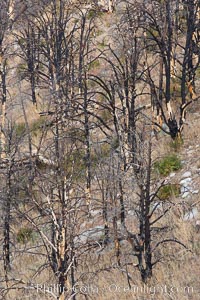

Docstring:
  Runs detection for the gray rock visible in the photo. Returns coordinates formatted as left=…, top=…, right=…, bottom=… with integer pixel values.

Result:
left=151, top=202, right=162, bottom=212
left=193, top=174, right=199, bottom=179
left=187, top=150, right=194, bottom=155
left=90, top=209, right=102, bottom=217
left=181, top=186, right=189, bottom=193
left=170, top=172, right=176, bottom=178
left=162, top=123, right=169, bottom=132
left=182, top=192, right=190, bottom=199
left=181, top=171, right=192, bottom=178
left=128, top=210, right=135, bottom=216
left=75, top=226, right=105, bottom=245
left=183, top=207, right=198, bottom=220
left=180, top=178, right=192, bottom=186
left=192, top=190, right=199, bottom=194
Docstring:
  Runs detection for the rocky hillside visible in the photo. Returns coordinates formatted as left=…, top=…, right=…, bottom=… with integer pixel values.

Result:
left=0, top=1, right=200, bottom=300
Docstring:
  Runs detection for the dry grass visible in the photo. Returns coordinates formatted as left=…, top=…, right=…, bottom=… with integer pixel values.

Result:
left=1, top=3, right=200, bottom=300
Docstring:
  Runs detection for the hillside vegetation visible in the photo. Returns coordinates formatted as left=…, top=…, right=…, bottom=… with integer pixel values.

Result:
left=0, top=1, right=200, bottom=300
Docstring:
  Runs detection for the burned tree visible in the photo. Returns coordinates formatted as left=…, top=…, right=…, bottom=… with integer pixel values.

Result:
left=138, top=0, right=200, bottom=139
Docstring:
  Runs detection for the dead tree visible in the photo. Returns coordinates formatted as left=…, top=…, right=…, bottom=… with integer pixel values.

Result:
left=140, top=0, right=200, bottom=139
left=0, top=0, right=17, bottom=287
left=9, top=2, right=100, bottom=299
left=119, top=123, right=190, bottom=283
left=0, top=1, right=10, bottom=158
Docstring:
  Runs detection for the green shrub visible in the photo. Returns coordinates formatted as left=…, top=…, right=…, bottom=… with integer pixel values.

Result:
left=64, top=144, right=111, bottom=177
left=14, top=122, right=26, bottom=137
left=14, top=118, right=48, bottom=138
left=154, top=154, right=182, bottom=176
left=95, top=29, right=103, bottom=37
left=98, top=40, right=107, bottom=49
left=17, top=63, right=27, bottom=80
left=63, top=149, right=85, bottom=177
left=17, top=227, right=33, bottom=244
left=31, top=117, right=47, bottom=136
left=87, top=9, right=104, bottom=20
left=158, top=184, right=180, bottom=200
left=91, top=143, right=111, bottom=166
left=100, top=109, right=112, bottom=122
left=146, top=27, right=159, bottom=52
left=111, top=137, right=119, bottom=150
left=196, top=66, right=200, bottom=77
left=89, top=59, right=100, bottom=70
left=100, top=143, right=110, bottom=157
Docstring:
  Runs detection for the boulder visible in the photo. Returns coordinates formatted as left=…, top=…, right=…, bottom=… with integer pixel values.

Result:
left=183, top=207, right=198, bottom=220
left=180, top=178, right=192, bottom=186
left=170, top=172, right=176, bottom=177
left=192, top=190, right=199, bottom=194
left=75, top=226, right=105, bottom=245
left=182, top=192, right=190, bottom=199
left=181, top=171, right=192, bottom=178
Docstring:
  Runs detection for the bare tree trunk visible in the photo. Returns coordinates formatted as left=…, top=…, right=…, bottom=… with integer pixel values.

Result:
left=3, top=195, right=11, bottom=283
left=165, top=0, right=173, bottom=120
left=78, top=14, right=93, bottom=214
left=0, top=47, right=7, bottom=158
left=83, top=76, right=92, bottom=215
left=57, top=228, right=67, bottom=300
left=143, top=140, right=152, bottom=282
left=0, top=102, right=6, bottom=158
left=3, top=161, right=13, bottom=285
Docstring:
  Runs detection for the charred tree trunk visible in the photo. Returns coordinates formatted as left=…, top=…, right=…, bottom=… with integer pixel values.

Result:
left=78, top=13, right=93, bottom=214
left=0, top=46, right=7, bottom=158
left=143, top=140, right=152, bottom=282
left=83, top=74, right=91, bottom=214
left=3, top=197, right=11, bottom=280
left=181, top=1, right=195, bottom=105
left=118, top=176, right=125, bottom=226
left=102, top=182, right=109, bottom=243
left=3, top=161, right=13, bottom=284
left=165, top=0, right=173, bottom=119
left=179, top=1, right=199, bottom=133
left=137, top=139, right=152, bottom=283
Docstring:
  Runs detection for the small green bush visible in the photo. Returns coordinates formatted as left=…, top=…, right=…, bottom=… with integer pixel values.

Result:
left=87, top=9, right=104, bottom=20
left=64, top=144, right=111, bottom=177
left=100, top=143, right=110, bottom=157
left=14, top=122, right=26, bottom=137
left=91, top=143, right=111, bottom=166
left=31, top=117, right=47, bottom=136
left=100, top=109, right=112, bottom=122
left=146, top=27, right=159, bottom=52
left=89, top=59, right=100, bottom=70
left=196, top=66, right=200, bottom=77
left=63, top=149, right=85, bottom=176
left=154, top=154, right=182, bottom=176
left=111, top=137, right=119, bottom=150
left=17, top=227, right=33, bottom=244
left=158, top=184, right=180, bottom=200
left=98, top=40, right=107, bottom=49
left=17, top=63, right=27, bottom=80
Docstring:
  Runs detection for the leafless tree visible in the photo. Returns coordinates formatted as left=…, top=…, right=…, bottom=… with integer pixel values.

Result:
left=0, top=1, right=198, bottom=298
